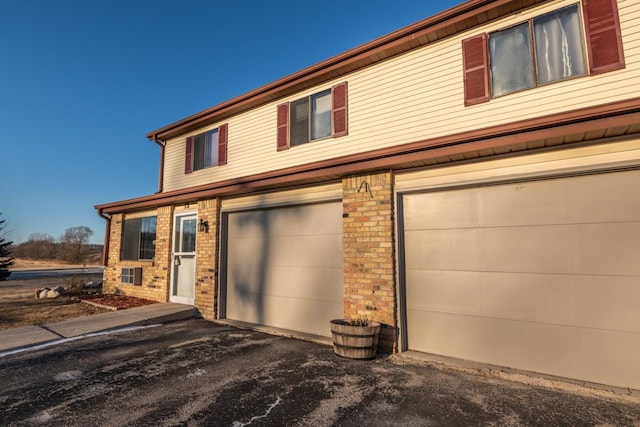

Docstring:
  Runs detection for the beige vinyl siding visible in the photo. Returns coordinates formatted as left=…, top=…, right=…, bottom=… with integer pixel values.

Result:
left=163, top=0, right=640, bottom=193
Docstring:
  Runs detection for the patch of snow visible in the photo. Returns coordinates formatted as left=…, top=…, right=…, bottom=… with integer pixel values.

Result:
left=232, top=396, right=282, bottom=427
left=187, top=368, right=206, bottom=378
left=54, top=370, right=83, bottom=382
left=29, top=409, right=54, bottom=424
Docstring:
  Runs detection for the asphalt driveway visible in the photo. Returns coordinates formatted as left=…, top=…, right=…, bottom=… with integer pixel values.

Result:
left=1, top=319, right=639, bottom=426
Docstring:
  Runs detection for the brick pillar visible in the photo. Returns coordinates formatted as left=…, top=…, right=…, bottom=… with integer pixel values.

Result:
left=342, top=171, right=396, bottom=353
left=194, top=198, right=219, bottom=320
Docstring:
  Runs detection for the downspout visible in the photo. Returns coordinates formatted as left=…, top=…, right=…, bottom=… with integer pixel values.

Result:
left=97, top=208, right=111, bottom=266
left=151, top=134, right=166, bottom=193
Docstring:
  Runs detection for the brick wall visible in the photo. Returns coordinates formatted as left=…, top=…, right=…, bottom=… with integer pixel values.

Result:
left=194, top=199, right=219, bottom=320
left=102, top=207, right=172, bottom=302
left=342, top=171, right=397, bottom=352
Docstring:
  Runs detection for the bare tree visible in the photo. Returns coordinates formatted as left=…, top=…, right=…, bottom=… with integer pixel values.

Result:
left=59, top=226, right=93, bottom=263
left=12, top=233, right=57, bottom=260
left=0, top=213, right=14, bottom=280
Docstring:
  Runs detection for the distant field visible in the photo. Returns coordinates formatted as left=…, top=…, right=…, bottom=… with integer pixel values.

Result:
left=10, top=257, right=102, bottom=271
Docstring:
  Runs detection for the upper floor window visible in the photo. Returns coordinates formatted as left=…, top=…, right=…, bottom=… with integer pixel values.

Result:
left=463, top=0, right=625, bottom=106
left=194, top=129, right=219, bottom=170
left=290, top=89, right=332, bottom=146
left=121, top=216, right=157, bottom=261
left=277, top=82, right=348, bottom=151
left=185, top=123, right=228, bottom=174
left=490, top=5, right=586, bottom=97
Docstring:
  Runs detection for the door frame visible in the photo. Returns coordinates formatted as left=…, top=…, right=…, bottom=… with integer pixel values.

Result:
left=169, top=210, right=197, bottom=305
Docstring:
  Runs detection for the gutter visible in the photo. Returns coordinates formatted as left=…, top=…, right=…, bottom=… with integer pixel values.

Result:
left=97, top=208, right=111, bottom=266
left=150, top=134, right=166, bottom=193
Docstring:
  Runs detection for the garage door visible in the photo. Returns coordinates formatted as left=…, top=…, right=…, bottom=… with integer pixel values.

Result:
left=223, top=202, right=343, bottom=337
left=401, top=169, right=640, bottom=389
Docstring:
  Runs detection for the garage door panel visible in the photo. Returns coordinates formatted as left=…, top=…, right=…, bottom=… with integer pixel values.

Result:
left=406, top=224, right=640, bottom=276
left=226, top=291, right=341, bottom=337
left=269, top=235, right=343, bottom=268
left=406, top=227, right=571, bottom=274
left=227, top=215, right=267, bottom=237
left=225, top=201, right=343, bottom=337
left=406, top=270, right=640, bottom=333
left=229, top=235, right=342, bottom=269
left=404, top=170, right=640, bottom=230
left=227, top=210, right=305, bottom=237
left=227, top=236, right=264, bottom=265
left=402, top=170, right=640, bottom=388
left=407, top=310, right=640, bottom=389
left=228, top=265, right=343, bottom=302
left=229, top=203, right=342, bottom=237
left=226, top=282, right=342, bottom=316
left=576, top=223, right=640, bottom=276
left=298, top=203, right=344, bottom=233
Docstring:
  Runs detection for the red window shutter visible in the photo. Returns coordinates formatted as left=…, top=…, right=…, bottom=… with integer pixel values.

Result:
left=583, top=0, right=625, bottom=75
left=218, top=123, right=228, bottom=165
left=462, top=34, right=490, bottom=106
left=277, top=103, right=289, bottom=151
left=332, top=82, right=348, bottom=137
left=185, top=136, right=193, bottom=174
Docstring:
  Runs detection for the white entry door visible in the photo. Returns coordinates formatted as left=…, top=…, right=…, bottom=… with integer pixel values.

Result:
left=170, top=212, right=197, bottom=305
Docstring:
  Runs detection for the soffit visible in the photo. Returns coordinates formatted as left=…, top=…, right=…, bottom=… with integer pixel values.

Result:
left=403, top=122, right=640, bottom=169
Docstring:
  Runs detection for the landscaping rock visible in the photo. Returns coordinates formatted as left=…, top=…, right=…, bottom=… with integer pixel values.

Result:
left=84, top=280, right=102, bottom=289
left=46, top=286, right=64, bottom=298
left=36, top=286, right=65, bottom=299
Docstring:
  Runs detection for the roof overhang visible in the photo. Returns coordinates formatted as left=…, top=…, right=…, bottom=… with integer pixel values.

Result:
left=146, top=0, right=552, bottom=142
left=98, top=97, right=640, bottom=214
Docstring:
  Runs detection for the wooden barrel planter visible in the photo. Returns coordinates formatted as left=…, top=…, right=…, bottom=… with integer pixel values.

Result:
left=330, top=319, right=381, bottom=360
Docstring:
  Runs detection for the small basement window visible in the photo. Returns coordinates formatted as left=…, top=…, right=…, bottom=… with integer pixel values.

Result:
left=121, top=267, right=142, bottom=285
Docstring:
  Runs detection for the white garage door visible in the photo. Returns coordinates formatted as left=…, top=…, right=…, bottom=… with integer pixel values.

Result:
left=401, top=169, right=640, bottom=389
left=223, top=202, right=343, bottom=337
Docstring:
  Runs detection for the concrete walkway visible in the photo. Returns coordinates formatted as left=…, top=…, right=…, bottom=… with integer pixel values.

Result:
left=0, top=303, right=196, bottom=353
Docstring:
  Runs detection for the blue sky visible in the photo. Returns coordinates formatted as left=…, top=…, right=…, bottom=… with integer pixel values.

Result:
left=0, top=0, right=458, bottom=245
